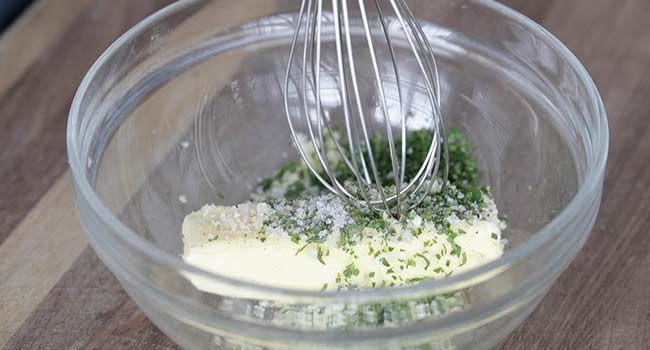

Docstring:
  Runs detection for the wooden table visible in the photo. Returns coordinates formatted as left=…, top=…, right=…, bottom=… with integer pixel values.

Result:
left=1, top=0, right=648, bottom=349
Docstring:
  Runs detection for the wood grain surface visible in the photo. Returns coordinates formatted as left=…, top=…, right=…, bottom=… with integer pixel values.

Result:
left=0, top=0, right=649, bottom=349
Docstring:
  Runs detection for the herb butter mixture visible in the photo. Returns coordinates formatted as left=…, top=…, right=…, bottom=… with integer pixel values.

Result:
left=182, top=129, right=506, bottom=292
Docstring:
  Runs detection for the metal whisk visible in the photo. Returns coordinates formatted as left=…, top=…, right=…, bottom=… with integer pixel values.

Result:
left=283, top=0, right=447, bottom=218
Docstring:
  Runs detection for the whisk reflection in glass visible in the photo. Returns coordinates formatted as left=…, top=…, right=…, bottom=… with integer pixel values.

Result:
left=283, top=0, right=448, bottom=218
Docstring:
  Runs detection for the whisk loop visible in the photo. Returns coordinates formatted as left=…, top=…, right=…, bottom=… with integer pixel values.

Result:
left=284, top=0, right=448, bottom=218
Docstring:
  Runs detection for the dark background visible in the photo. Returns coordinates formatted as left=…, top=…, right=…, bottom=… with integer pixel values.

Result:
left=0, top=0, right=32, bottom=32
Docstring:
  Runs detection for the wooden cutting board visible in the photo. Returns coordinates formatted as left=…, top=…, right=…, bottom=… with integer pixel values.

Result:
left=1, top=0, right=649, bottom=349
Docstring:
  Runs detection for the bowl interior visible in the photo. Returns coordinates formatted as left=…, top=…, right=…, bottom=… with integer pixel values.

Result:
left=88, top=0, right=582, bottom=280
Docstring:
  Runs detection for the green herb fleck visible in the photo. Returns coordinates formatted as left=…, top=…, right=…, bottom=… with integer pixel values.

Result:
left=407, top=277, right=425, bottom=284
left=295, top=243, right=309, bottom=255
left=317, top=246, right=326, bottom=265
left=343, top=263, right=360, bottom=279
left=415, top=253, right=431, bottom=270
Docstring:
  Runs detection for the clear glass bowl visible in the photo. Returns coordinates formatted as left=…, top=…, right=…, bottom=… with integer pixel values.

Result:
left=67, top=1, right=608, bottom=349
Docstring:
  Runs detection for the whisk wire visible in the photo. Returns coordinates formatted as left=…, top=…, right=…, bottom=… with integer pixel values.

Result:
left=284, top=0, right=447, bottom=217
left=375, top=0, right=407, bottom=214
left=331, top=0, right=375, bottom=207
left=386, top=0, right=447, bottom=209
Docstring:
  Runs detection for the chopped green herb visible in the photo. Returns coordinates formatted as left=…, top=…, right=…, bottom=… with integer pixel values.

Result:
left=415, top=253, right=431, bottom=270
left=245, top=127, right=506, bottom=292
left=407, top=277, right=425, bottom=284
left=317, top=246, right=326, bottom=265
left=285, top=182, right=306, bottom=200
left=259, top=178, right=273, bottom=191
left=343, top=263, right=360, bottom=279
left=295, top=243, right=309, bottom=255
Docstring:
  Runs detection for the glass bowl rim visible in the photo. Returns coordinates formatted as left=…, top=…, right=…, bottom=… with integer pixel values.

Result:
left=66, top=0, right=609, bottom=302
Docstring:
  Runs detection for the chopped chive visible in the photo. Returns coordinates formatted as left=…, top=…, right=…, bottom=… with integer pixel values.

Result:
left=343, top=263, right=360, bottom=279
left=407, top=277, right=425, bottom=284
left=295, top=243, right=309, bottom=255
left=415, top=253, right=431, bottom=270
left=317, top=246, right=326, bottom=265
